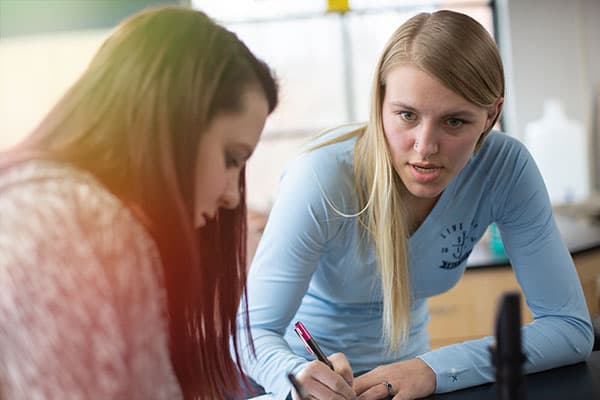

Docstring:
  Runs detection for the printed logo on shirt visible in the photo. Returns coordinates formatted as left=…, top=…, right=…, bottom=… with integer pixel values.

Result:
left=439, top=220, right=479, bottom=270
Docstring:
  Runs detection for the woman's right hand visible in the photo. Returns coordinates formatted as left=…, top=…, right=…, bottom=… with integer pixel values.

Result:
left=293, top=352, right=356, bottom=399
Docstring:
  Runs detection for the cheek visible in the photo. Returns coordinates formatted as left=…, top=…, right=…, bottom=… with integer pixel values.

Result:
left=206, top=167, right=228, bottom=199
left=382, top=111, right=400, bottom=141
left=195, top=154, right=226, bottom=204
left=383, top=122, right=412, bottom=158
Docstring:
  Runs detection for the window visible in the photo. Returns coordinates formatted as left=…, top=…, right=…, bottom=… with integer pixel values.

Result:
left=192, top=0, right=496, bottom=138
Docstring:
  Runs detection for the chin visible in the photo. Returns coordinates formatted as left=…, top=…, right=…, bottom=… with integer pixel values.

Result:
left=413, top=192, right=442, bottom=200
left=406, top=184, right=445, bottom=200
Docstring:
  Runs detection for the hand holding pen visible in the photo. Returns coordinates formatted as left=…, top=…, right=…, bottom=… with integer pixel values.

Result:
left=293, top=321, right=356, bottom=399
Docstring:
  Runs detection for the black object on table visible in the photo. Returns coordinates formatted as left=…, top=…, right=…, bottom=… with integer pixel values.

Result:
left=489, top=291, right=526, bottom=400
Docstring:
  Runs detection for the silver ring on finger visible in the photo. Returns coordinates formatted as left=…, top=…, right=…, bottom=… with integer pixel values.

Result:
left=382, top=380, right=393, bottom=398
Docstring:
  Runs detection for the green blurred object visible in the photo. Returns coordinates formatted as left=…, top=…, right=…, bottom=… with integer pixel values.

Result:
left=489, top=223, right=506, bottom=256
left=0, top=0, right=184, bottom=38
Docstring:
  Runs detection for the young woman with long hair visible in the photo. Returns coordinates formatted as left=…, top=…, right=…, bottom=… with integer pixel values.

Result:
left=236, top=10, right=592, bottom=400
left=0, top=6, right=277, bottom=399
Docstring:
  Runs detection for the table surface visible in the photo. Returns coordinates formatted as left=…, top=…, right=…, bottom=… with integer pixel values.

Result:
left=425, top=351, right=600, bottom=399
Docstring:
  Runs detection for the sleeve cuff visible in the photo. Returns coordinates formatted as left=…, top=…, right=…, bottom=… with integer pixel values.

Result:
left=417, top=338, right=495, bottom=393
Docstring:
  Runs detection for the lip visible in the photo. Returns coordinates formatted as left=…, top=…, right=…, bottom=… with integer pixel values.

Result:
left=408, top=162, right=442, bottom=183
left=411, top=160, right=441, bottom=168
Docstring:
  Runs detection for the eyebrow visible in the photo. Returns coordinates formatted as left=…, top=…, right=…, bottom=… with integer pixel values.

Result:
left=443, top=110, right=478, bottom=119
left=388, top=101, right=479, bottom=119
left=389, top=101, right=416, bottom=111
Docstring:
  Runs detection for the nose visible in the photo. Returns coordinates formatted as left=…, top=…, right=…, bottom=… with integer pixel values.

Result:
left=413, top=122, right=439, bottom=159
left=219, top=172, right=241, bottom=210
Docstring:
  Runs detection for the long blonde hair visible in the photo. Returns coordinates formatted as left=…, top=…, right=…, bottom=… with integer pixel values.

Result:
left=314, top=10, right=504, bottom=350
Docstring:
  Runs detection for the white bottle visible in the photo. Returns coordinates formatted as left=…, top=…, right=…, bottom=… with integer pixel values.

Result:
left=524, top=99, right=589, bottom=205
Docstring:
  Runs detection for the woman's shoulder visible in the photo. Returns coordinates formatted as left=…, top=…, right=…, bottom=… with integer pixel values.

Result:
left=285, top=126, right=361, bottom=193
left=460, top=131, right=544, bottom=208
left=450, top=131, right=534, bottom=197
left=1, top=160, right=139, bottom=229
left=1, top=159, right=112, bottom=205
left=467, top=131, right=532, bottom=175
left=272, top=125, right=364, bottom=216
left=0, top=160, right=179, bottom=399
left=302, top=123, right=364, bottom=158
left=0, top=158, right=162, bottom=281
left=290, top=123, right=363, bottom=177
left=478, top=130, right=530, bottom=160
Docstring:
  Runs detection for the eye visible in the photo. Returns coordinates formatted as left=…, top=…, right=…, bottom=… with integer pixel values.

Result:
left=398, top=111, right=417, bottom=122
left=446, top=118, right=465, bottom=128
left=225, top=153, right=242, bottom=168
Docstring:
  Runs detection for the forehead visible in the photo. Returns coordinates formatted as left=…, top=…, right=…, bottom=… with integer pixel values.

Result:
left=384, top=65, right=482, bottom=113
left=206, top=89, right=268, bottom=144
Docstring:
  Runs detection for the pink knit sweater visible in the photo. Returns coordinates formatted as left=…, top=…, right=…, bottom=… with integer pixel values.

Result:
left=0, top=161, right=181, bottom=399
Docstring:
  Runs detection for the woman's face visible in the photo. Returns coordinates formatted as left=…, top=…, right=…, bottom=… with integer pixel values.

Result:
left=194, top=88, right=269, bottom=228
left=382, top=64, right=500, bottom=204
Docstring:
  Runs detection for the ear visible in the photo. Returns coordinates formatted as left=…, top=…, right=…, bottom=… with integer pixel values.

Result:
left=485, top=97, right=504, bottom=131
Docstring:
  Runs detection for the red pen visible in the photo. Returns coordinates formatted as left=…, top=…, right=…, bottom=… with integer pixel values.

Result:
left=294, top=321, right=335, bottom=370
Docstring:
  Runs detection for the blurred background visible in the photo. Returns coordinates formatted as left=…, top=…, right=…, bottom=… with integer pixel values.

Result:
left=1, top=0, right=599, bottom=213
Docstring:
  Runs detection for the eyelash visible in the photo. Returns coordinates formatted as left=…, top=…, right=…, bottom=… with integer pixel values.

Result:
left=396, top=111, right=468, bottom=128
left=446, top=118, right=467, bottom=128
left=225, top=153, right=241, bottom=168
left=398, top=111, right=417, bottom=121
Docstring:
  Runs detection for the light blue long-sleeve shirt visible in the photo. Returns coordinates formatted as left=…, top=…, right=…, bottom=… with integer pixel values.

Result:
left=237, top=126, right=593, bottom=398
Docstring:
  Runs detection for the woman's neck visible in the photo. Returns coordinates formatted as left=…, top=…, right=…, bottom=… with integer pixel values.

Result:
left=404, top=191, right=440, bottom=236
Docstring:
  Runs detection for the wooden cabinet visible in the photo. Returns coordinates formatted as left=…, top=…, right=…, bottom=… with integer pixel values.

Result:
left=427, top=249, right=600, bottom=349
left=575, top=250, right=600, bottom=317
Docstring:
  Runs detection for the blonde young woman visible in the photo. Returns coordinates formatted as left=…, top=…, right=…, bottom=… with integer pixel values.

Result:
left=0, top=6, right=277, bottom=400
left=237, top=10, right=593, bottom=400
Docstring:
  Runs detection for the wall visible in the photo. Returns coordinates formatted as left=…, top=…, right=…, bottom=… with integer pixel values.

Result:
left=0, top=30, right=108, bottom=149
left=498, top=0, right=599, bottom=138
left=0, top=0, right=181, bottom=150
left=497, top=0, right=600, bottom=202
